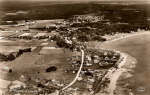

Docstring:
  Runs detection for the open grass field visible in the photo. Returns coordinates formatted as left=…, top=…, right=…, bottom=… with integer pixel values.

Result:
left=5, top=49, right=77, bottom=86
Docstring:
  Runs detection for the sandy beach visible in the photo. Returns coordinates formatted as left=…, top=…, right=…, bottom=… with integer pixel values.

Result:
left=97, top=31, right=150, bottom=95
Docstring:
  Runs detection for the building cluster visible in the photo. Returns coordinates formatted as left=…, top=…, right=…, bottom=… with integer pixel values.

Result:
left=5, top=48, right=120, bottom=95
left=67, top=49, right=120, bottom=72
left=69, top=15, right=104, bottom=23
left=10, top=31, right=59, bottom=40
left=64, top=49, right=120, bottom=93
left=5, top=15, right=108, bottom=51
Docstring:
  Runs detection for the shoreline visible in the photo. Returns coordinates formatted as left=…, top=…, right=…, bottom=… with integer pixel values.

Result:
left=107, top=52, right=137, bottom=95
left=0, top=31, right=149, bottom=95
left=95, top=31, right=150, bottom=95
left=107, top=52, right=127, bottom=95
left=102, top=30, right=150, bottom=45
left=94, top=50, right=131, bottom=95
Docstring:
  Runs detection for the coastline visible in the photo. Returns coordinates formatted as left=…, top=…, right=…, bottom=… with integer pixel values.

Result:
left=107, top=52, right=137, bottom=95
left=0, top=30, right=149, bottom=95
left=101, top=30, right=150, bottom=45
left=94, top=31, right=150, bottom=95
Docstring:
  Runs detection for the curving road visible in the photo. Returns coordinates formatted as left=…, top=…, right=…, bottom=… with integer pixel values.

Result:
left=61, top=49, right=85, bottom=91
left=97, top=32, right=150, bottom=95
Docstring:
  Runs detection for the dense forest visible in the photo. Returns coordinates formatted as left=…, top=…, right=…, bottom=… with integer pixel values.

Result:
left=0, top=1, right=150, bottom=33
left=0, top=1, right=150, bottom=22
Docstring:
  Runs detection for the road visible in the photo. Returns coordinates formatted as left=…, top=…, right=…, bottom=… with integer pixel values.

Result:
left=61, top=49, right=84, bottom=91
left=97, top=32, right=150, bottom=95
left=1, top=32, right=150, bottom=95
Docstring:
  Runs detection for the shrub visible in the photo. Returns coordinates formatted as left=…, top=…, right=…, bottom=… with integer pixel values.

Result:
left=92, top=36, right=106, bottom=41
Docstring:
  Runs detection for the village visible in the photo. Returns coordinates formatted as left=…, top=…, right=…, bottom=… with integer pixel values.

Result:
left=0, top=0, right=150, bottom=94
left=0, top=14, right=124, bottom=95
